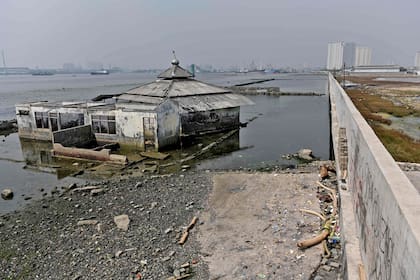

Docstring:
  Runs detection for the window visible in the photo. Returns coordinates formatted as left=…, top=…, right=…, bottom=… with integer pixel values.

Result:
left=59, top=113, right=84, bottom=130
left=35, top=112, right=49, bottom=129
left=49, top=112, right=59, bottom=131
left=92, top=115, right=116, bottom=134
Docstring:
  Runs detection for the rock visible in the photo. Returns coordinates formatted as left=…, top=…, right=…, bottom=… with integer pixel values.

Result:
left=115, top=250, right=124, bottom=258
left=114, top=214, right=130, bottom=231
left=90, top=188, right=104, bottom=196
left=135, top=182, right=142, bottom=188
left=165, top=227, right=173, bottom=234
left=329, top=261, right=340, bottom=268
left=296, top=149, right=314, bottom=161
left=1, top=188, right=13, bottom=200
left=67, top=183, right=77, bottom=190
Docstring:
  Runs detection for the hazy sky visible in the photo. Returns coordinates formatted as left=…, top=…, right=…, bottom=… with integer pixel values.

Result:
left=1, top=0, right=419, bottom=69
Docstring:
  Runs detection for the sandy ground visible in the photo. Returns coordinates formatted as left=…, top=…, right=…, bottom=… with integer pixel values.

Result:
left=198, top=172, right=324, bottom=280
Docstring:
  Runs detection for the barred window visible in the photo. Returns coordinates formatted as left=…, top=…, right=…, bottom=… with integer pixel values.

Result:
left=35, top=112, right=49, bottom=129
left=92, top=115, right=116, bottom=134
left=59, top=113, right=84, bottom=130
left=49, top=112, right=58, bottom=131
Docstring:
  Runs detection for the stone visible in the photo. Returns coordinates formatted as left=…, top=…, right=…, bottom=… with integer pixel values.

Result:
left=297, top=149, right=314, bottom=161
left=114, top=214, right=130, bottom=231
left=115, top=250, right=124, bottom=258
left=90, top=188, right=104, bottom=196
left=165, top=227, right=173, bottom=234
left=135, top=182, right=142, bottom=188
left=1, top=189, right=13, bottom=200
left=329, top=261, right=340, bottom=268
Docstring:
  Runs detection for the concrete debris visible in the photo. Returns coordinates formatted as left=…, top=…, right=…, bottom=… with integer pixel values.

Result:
left=1, top=189, right=14, bottom=200
left=77, top=220, right=98, bottom=226
left=296, top=149, right=315, bottom=161
left=114, top=214, right=130, bottom=231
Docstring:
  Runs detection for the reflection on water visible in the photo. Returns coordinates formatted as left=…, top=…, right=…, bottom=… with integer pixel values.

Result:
left=0, top=134, right=85, bottom=214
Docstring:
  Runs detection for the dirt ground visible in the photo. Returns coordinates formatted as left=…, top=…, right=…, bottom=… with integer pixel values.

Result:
left=198, top=172, right=325, bottom=280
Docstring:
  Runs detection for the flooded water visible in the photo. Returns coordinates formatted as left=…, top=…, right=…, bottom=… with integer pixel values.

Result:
left=0, top=72, right=329, bottom=213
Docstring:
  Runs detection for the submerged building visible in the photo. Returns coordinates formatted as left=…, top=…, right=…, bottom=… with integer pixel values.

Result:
left=16, top=59, right=253, bottom=151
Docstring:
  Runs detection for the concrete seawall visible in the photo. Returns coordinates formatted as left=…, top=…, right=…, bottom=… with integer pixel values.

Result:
left=329, top=73, right=420, bottom=280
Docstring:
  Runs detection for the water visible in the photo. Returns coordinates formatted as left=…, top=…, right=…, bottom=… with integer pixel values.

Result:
left=0, top=72, right=329, bottom=213
left=0, top=73, right=157, bottom=120
left=197, top=95, right=329, bottom=170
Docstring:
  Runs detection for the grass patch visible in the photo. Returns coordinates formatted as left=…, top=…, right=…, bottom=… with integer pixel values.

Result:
left=372, top=125, right=420, bottom=162
left=346, top=88, right=415, bottom=118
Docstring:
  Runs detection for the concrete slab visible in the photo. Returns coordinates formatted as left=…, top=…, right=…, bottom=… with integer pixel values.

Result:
left=198, top=172, right=325, bottom=279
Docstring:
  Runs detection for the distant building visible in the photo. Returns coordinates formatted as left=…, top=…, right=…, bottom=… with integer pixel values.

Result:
left=343, top=42, right=356, bottom=68
left=355, top=47, right=372, bottom=66
left=351, top=65, right=400, bottom=73
left=415, top=52, right=420, bottom=69
left=327, top=42, right=345, bottom=70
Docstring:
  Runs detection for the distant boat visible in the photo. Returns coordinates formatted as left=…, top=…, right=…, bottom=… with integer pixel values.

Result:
left=90, top=70, right=109, bottom=75
left=32, top=71, right=54, bottom=76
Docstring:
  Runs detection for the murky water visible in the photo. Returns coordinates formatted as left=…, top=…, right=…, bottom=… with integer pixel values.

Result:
left=0, top=72, right=329, bottom=213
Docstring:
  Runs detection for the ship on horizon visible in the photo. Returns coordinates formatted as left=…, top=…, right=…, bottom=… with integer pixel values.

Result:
left=90, top=69, right=109, bottom=75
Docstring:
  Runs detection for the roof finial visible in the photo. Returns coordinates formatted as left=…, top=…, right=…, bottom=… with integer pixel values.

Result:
left=171, top=50, right=179, bottom=65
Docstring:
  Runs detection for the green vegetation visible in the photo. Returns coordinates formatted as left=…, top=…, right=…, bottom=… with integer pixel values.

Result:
left=372, top=124, right=420, bottom=162
left=346, top=88, right=420, bottom=163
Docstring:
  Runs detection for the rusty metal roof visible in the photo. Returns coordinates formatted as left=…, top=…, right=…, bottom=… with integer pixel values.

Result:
left=157, top=60, right=193, bottom=79
left=173, top=93, right=254, bottom=112
left=124, top=79, right=230, bottom=98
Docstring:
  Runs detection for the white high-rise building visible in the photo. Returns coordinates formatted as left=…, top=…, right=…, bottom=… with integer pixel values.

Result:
left=355, top=47, right=372, bottom=66
left=415, top=52, right=420, bottom=69
left=343, top=42, right=356, bottom=68
left=327, top=42, right=344, bottom=70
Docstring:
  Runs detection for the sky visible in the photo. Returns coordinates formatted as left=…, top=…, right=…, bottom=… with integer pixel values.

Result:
left=0, top=0, right=419, bottom=69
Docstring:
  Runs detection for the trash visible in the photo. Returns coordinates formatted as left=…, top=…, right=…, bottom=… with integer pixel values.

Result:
left=319, top=165, right=329, bottom=179
left=179, top=216, right=198, bottom=245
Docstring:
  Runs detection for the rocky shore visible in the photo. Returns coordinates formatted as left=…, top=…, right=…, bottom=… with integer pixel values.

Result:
left=0, top=162, right=342, bottom=280
left=0, top=172, right=212, bottom=279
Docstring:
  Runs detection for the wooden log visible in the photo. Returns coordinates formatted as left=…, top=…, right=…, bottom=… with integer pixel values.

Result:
left=179, top=231, right=189, bottom=245
left=297, top=229, right=329, bottom=249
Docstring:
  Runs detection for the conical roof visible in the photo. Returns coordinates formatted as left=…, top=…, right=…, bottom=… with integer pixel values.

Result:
left=157, top=59, right=193, bottom=79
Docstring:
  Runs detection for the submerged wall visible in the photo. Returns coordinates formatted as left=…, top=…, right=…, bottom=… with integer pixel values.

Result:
left=329, top=73, right=420, bottom=279
left=180, top=107, right=240, bottom=136
left=53, top=125, right=94, bottom=147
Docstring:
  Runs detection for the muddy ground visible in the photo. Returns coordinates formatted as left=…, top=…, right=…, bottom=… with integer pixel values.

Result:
left=0, top=164, right=341, bottom=280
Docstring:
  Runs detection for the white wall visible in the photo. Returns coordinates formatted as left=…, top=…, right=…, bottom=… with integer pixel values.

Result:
left=329, top=74, right=420, bottom=280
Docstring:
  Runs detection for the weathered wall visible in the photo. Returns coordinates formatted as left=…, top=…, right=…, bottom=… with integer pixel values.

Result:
left=180, top=107, right=239, bottom=136
left=156, top=99, right=180, bottom=149
left=329, top=74, right=420, bottom=280
left=16, top=105, right=52, bottom=141
left=52, top=124, right=94, bottom=147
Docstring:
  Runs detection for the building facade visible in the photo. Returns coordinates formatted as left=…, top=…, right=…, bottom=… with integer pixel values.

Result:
left=355, top=47, right=372, bottom=66
left=327, top=42, right=345, bottom=70
left=415, top=51, right=420, bottom=69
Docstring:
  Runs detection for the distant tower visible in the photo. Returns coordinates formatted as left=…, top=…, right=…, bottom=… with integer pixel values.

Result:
left=327, top=42, right=345, bottom=70
left=415, top=51, right=420, bottom=69
left=343, top=42, right=356, bottom=68
left=355, top=47, right=372, bottom=66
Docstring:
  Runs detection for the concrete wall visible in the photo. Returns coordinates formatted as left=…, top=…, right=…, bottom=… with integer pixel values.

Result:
left=52, top=124, right=94, bottom=147
left=329, top=73, right=420, bottom=280
left=156, top=99, right=180, bottom=149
